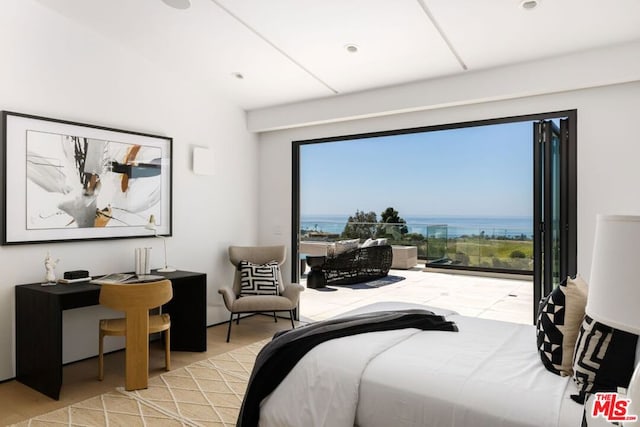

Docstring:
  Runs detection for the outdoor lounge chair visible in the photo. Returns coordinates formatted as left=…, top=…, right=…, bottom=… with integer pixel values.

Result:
left=319, top=244, right=393, bottom=286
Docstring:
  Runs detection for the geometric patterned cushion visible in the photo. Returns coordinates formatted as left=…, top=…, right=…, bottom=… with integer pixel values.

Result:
left=571, top=315, right=638, bottom=404
left=536, top=275, right=588, bottom=376
left=238, top=260, right=280, bottom=296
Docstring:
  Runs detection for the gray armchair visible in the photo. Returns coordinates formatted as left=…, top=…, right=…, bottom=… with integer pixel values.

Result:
left=218, top=245, right=304, bottom=342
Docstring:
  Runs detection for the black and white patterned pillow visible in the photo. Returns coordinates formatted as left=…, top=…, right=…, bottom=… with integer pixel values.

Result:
left=571, top=315, right=638, bottom=404
left=536, top=275, right=587, bottom=376
left=238, top=260, right=280, bottom=296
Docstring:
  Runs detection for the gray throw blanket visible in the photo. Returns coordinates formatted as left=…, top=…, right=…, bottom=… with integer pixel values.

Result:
left=237, top=309, right=458, bottom=427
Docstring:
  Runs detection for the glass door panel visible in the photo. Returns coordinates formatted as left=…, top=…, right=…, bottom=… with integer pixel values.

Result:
left=533, top=118, right=574, bottom=323
left=546, top=121, right=561, bottom=291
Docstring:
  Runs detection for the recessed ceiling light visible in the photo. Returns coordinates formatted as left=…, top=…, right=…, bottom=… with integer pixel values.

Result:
left=345, top=44, right=359, bottom=54
left=520, top=0, right=539, bottom=10
left=231, top=72, right=244, bottom=80
left=161, top=0, right=191, bottom=10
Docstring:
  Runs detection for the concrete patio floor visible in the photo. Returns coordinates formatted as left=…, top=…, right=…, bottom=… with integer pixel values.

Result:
left=299, top=267, right=534, bottom=325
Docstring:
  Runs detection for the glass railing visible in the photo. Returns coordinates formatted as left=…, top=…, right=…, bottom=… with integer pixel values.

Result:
left=300, top=220, right=533, bottom=273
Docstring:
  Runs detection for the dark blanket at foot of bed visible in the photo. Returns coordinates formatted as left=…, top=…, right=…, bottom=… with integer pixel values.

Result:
left=237, top=309, right=458, bottom=427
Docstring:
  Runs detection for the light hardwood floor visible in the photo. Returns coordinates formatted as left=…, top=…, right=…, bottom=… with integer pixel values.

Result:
left=0, top=315, right=292, bottom=426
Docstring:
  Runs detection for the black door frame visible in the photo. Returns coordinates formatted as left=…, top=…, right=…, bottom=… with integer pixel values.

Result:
left=291, top=110, right=577, bottom=324
left=533, top=114, right=577, bottom=322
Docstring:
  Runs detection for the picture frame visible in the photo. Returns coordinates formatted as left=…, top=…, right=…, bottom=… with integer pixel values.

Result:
left=2, top=111, right=172, bottom=245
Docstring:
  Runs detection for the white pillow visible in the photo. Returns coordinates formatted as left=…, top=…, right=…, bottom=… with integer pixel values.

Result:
left=361, top=238, right=377, bottom=248
left=335, top=239, right=360, bottom=255
left=376, top=238, right=388, bottom=246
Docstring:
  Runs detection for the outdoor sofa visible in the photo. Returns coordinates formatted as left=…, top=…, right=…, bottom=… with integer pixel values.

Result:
left=318, top=242, right=393, bottom=286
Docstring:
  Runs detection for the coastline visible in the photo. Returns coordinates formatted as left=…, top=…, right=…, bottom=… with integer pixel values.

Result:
left=301, top=214, right=533, bottom=238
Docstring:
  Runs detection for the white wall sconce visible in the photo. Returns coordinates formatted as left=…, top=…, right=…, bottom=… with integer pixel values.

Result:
left=192, top=147, right=215, bottom=176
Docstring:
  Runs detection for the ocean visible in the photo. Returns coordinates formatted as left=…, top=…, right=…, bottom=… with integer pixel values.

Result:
left=301, top=214, right=533, bottom=239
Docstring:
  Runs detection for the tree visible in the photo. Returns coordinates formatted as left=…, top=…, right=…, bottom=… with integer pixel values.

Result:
left=377, top=207, right=408, bottom=238
left=341, top=210, right=378, bottom=239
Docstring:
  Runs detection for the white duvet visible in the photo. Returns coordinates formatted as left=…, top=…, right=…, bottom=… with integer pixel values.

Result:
left=259, top=313, right=583, bottom=427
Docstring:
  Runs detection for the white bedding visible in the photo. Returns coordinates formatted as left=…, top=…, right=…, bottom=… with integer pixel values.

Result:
left=260, top=307, right=583, bottom=427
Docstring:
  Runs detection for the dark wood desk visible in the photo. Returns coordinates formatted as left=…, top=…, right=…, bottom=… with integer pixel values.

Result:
left=15, top=270, right=207, bottom=400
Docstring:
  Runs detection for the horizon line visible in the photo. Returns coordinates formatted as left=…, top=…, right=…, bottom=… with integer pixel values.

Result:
left=301, top=213, right=534, bottom=218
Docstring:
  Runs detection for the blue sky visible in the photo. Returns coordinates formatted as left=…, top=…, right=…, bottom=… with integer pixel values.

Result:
left=300, top=121, right=534, bottom=218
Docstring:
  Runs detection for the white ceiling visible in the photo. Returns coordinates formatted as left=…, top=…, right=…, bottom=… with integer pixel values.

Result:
left=35, top=0, right=640, bottom=111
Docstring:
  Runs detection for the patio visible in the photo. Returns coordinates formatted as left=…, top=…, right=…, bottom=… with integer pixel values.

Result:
left=299, top=267, right=533, bottom=325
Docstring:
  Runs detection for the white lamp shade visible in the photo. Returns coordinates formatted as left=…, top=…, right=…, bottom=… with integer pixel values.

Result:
left=586, top=214, right=640, bottom=334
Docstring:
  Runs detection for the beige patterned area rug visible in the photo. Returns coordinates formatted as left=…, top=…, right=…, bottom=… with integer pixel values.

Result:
left=12, top=340, right=267, bottom=427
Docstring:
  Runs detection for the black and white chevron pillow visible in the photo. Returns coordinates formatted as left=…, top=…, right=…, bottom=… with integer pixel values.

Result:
left=571, top=315, right=638, bottom=404
left=238, top=260, right=280, bottom=296
left=536, top=275, right=587, bottom=376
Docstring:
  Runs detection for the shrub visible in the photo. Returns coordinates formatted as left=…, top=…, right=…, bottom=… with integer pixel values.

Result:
left=510, top=250, right=526, bottom=259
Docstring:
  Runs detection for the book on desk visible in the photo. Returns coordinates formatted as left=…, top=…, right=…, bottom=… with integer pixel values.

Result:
left=57, top=277, right=92, bottom=284
left=90, top=273, right=166, bottom=285
left=56, top=269, right=92, bottom=284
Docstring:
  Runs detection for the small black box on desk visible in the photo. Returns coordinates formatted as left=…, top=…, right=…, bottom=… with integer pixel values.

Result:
left=64, top=270, right=90, bottom=280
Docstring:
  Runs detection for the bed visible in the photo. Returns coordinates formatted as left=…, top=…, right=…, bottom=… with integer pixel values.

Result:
left=249, top=303, right=584, bottom=427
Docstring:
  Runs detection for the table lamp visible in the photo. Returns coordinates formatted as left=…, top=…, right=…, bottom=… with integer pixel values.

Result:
left=145, top=215, right=176, bottom=272
left=586, top=214, right=640, bottom=419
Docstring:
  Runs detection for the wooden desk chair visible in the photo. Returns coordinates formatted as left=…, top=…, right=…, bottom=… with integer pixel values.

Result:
left=98, top=279, right=172, bottom=390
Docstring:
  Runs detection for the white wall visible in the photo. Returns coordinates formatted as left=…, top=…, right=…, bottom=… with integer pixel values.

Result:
left=258, top=81, right=640, bottom=294
left=0, top=0, right=259, bottom=380
left=248, top=40, right=640, bottom=132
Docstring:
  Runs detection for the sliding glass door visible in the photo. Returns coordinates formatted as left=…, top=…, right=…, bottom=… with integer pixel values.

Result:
left=533, top=116, right=577, bottom=322
left=292, top=110, right=577, bottom=325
